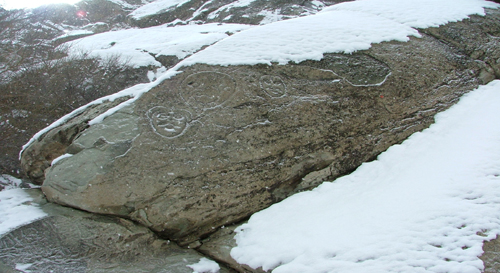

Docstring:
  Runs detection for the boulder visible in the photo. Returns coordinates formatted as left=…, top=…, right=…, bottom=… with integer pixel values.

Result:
left=0, top=189, right=230, bottom=273
left=22, top=10, right=500, bottom=246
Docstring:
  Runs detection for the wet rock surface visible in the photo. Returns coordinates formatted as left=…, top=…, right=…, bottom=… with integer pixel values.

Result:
left=0, top=189, right=231, bottom=273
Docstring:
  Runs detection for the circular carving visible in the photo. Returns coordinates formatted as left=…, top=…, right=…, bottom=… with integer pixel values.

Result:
left=260, top=75, right=286, bottom=98
left=180, top=72, right=235, bottom=109
left=147, top=107, right=191, bottom=138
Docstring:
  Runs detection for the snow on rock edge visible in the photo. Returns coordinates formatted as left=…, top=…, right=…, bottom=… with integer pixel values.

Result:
left=230, top=80, right=500, bottom=273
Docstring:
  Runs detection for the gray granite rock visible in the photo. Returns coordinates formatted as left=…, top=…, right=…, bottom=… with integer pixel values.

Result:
left=21, top=11, right=500, bottom=247
left=21, top=97, right=131, bottom=185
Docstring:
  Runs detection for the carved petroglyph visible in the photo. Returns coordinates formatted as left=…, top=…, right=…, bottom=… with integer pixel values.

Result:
left=147, top=107, right=192, bottom=138
left=259, top=75, right=287, bottom=97
left=180, top=72, right=236, bottom=109
left=300, top=53, right=391, bottom=86
left=147, top=60, right=384, bottom=140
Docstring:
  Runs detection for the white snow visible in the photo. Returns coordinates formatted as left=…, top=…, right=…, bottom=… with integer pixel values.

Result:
left=130, top=0, right=193, bottom=19
left=63, top=23, right=252, bottom=68
left=323, top=0, right=500, bottom=29
left=0, top=175, right=45, bottom=237
left=207, top=0, right=258, bottom=20
left=106, top=0, right=137, bottom=9
left=56, top=29, right=94, bottom=40
left=0, top=186, right=46, bottom=236
left=230, top=80, right=500, bottom=272
left=15, top=263, right=33, bottom=273
left=182, top=0, right=499, bottom=66
left=51, top=153, right=73, bottom=165
left=257, top=9, right=285, bottom=25
left=181, top=10, right=420, bottom=66
left=0, top=174, right=23, bottom=190
left=187, top=258, right=220, bottom=273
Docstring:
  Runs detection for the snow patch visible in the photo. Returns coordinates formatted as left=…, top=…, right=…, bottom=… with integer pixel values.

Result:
left=56, top=29, right=93, bottom=40
left=230, top=80, right=500, bottom=272
left=257, top=9, right=285, bottom=25
left=181, top=10, right=420, bottom=66
left=15, top=263, right=33, bottom=273
left=207, top=0, right=259, bottom=20
left=106, top=0, right=137, bottom=9
left=63, top=23, right=252, bottom=68
left=323, top=0, right=500, bottom=29
left=181, top=0, right=499, bottom=67
left=51, top=153, right=73, bottom=165
left=0, top=174, right=23, bottom=190
left=187, top=258, right=220, bottom=273
left=0, top=187, right=47, bottom=237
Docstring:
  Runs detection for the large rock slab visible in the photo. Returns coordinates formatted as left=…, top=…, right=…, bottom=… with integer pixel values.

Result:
left=22, top=11, right=500, bottom=246
left=0, top=189, right=229, bottom=273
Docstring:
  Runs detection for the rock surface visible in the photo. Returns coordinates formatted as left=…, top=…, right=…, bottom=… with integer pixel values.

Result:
left=198, top=224, right=264, bottom=273
left=482, top=236, right=500, bottom=273
left=21, top=96, right=131, bottom=185
left=0, top=189, right=230, bottom=273
left=21, top=10, right=500, bottom=247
